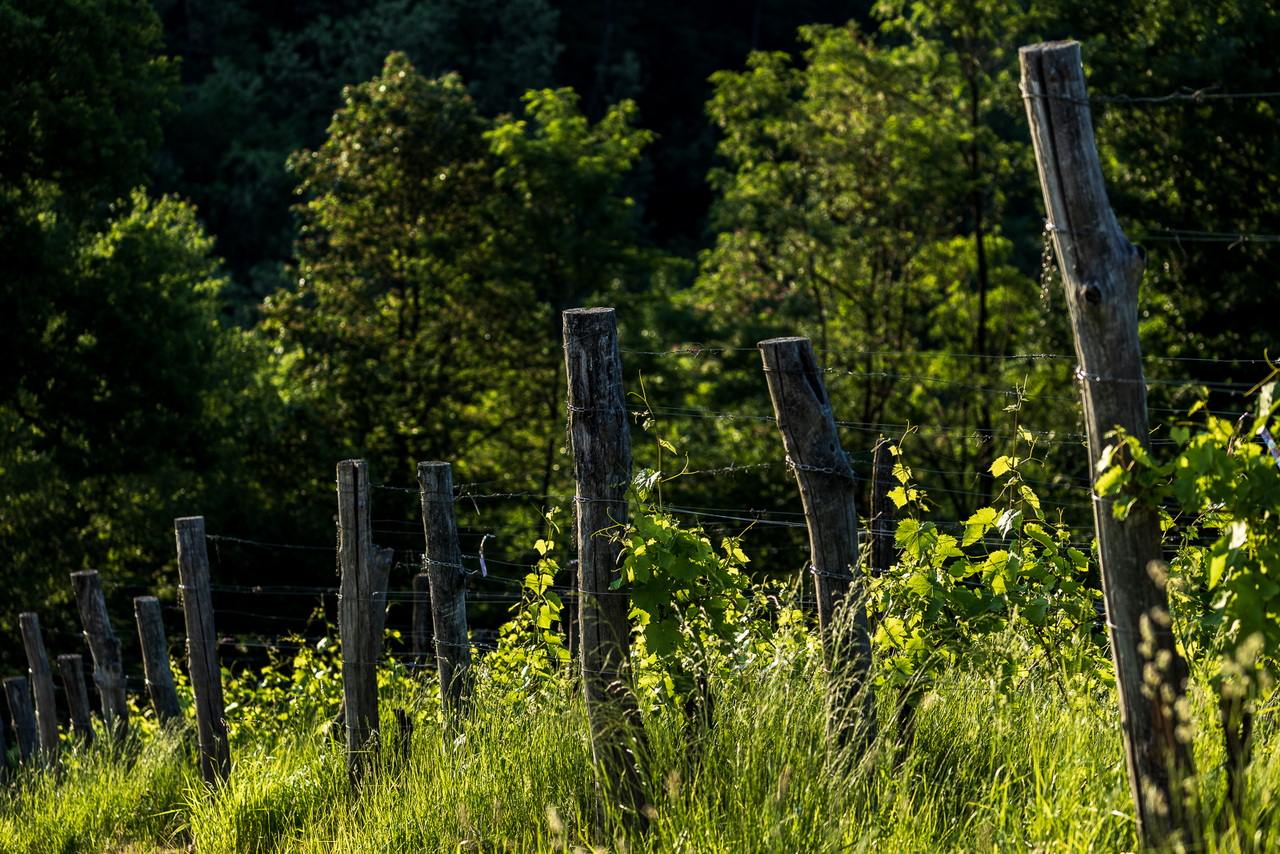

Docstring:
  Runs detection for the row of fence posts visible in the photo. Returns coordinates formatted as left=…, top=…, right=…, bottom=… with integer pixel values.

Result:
left=1, top=526, right=228, bottom=786
left=1, top=308, right=902, bottom=833
left=0, top=38, right=1198, bottom=850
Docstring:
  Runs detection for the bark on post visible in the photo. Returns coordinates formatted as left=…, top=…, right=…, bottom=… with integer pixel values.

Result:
left=58, top=654, right=94, bottom=746
left=563, top=307, right=650, bottom=830
left=417, top=461, right=470, bottom=722
left=760, top=336, right=876, bottom=762
left=134, top=596, right=184, bottom=724
left=869, top=438, right=897, bottom=578
left=175, top=516, right=231, bottom=786
left=337, top=459, right=394, bottom=780
left=1021, top=40, right=1196, bottom=845
left=70, top=570, right=129, bottom=740
left=4, top=676, right=38, bottom=765
left=19, top=612, right=59, bottom=762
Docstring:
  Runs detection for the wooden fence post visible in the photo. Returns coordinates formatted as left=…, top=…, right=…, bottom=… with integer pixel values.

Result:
left=411, top=572, right=432, bottom=666
left=70, top=570, right=129, bottom=740
left=134, top=596, right=184, bottom=724
left=4, top=676, right=38, bottom=765
left=175, top=516, right=231, bottom=786
left=1020, top=40, right=1196, bottom=846
left=760, top=336, right=876, bottom=763
left=563, top=307, right=650, bottom=830
left=417, top=461, right=470, bottom=722
left=869, top=437, right=897, bottom=577
left=337, top=460, right=394, bottom=780
left=58, top=654, right=94, bottom=746
left=19, top=612, right=59, bottom=762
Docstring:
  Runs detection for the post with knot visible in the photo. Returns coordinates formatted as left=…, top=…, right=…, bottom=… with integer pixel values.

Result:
left=760, top=336, right=876, bottom=766
left=175, top=516, right=230, bottom=785
left=1020, top=40, right=1196, bottom=846
left=563, top=307, right=651, bottom=835
left=337, top=459, right=394, bottom=781
left=417, top=460, right=471, bottom=727
left=70, top=570, right=129, bottom=742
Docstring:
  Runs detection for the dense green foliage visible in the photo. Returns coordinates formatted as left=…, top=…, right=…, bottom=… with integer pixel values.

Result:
left=260, top=51, right=665, bottom=496
left=3, top=0, right=1280, bottom=846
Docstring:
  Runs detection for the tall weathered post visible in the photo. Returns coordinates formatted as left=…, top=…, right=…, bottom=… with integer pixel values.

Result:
left=1020, top=40, right=1196, bottom=846
left=760, top=337, right=876, bottom=764
left=134, top=596, right=184, bottom=723
left=337, top=460, right=394, bottom=780
left=175, top=516, right=231, bottom=785
left=58, top=654, right=94, bottom=746
left=563, top=307, right=650, bottom=831
left=70, top=570, right=129, bottom=740
left=19, top=612, right=60, bottom=763
left=417, top=461, right=470, bottom=724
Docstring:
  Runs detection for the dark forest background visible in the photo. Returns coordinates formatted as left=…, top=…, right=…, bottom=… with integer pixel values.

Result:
left=2, top=0, right=1277, bottom=670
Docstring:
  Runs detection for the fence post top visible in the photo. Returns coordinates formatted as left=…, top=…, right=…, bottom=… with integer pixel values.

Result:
left=1019, top=39, right=1079, bottom=55
left=562, top=306, right=614, bottom=318
left=757, top=336, right=811, bottom=349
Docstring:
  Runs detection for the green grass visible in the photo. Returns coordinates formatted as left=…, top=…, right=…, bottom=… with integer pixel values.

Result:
left=3, top=647, right=1280, bottom=853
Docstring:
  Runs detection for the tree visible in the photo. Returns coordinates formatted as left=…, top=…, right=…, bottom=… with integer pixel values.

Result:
left=1043, top=0, right=1280, bottom=388
left=259, top=53, right=664, bottom=504
left=692, top=7, right=1077, bottom=517
left=153, top=0, right=563, bottom=306
left=0, top=0, right=293, bottom=668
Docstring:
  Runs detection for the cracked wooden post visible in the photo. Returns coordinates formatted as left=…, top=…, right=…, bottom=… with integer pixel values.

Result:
left=19, top=612, right=59, bottom=763
left=418, top=461, right=470, bottom=726
left=564, top=307, right=650, bottom=833
left=337, top=460, right=394, bottom=780
left=134, top=596, right=184, bottom=724
left=58, top=654, right=94, bottom=746
left=175, top=516, right=231, bottom=786
left=70, top=570, right=128, bottom=741
left=1021, top=40, right=1196, bottom=846
left=760, top=336, right=876, bottom=765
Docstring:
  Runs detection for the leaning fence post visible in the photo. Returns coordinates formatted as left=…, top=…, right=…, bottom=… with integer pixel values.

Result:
left=563, top=307, right=650, bottom=831
left=134, top=596, right=184, bottom=724
left=19, top=612, right=59, bottom=763
left=1020, top=40, right=1196, bottom=846
left=175, top=516, right=231, bottom=786
left=70, top=570, right=129, bottom=740
left=417, top=461, right=470, bottom=723
left=337, top=460, right=394, bottom=780
left=760, top=336, right=876, bottom=763
left=4, top=676, right=38, bottom=766
left=58, top=654, right=94, bottom=746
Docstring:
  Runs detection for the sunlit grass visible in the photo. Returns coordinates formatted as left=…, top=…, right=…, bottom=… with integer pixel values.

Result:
left=4, top=642, right=1280, bottom=852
